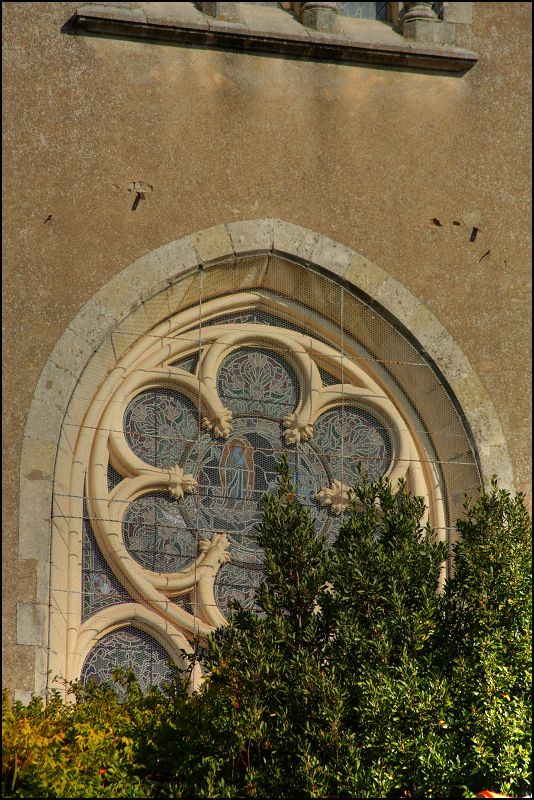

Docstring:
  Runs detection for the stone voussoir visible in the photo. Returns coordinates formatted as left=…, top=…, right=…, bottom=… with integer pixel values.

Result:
left=23, top=398, right=66, bottom=446
left=309, top=234, right=354, bottom=278
left=68, top=297, right=119, bottom=351
left=18, top=481, right=52, bottom=561
left=464, top=402, right=508, bottom=449
left=482, top=443, right=515, bottom=491
left=191, top=225, right=235, bottom=265
left=33, top=360, right=79, bottom=413
left=226, top=218, right=275, bottom=255
left=20, top=438, right=57, bottom=484
left=376, top=276, right=423, bottom=327
left=48, top=326, right=94, bottom=381
left=92, top=273, right=144, bottom=323
left=149, top=235, right=200, bottom=290
left=344, top=252, right=388, bottom=298
left=272, top=219, right=321, bottom=262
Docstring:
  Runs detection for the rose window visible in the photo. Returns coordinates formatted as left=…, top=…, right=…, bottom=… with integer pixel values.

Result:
left=80, top=298, right=439, bottom=690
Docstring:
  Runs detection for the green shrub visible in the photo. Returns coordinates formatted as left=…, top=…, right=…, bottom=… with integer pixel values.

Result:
left=2, top=676, right=153, bottom=798
left=3, top=465, right=531, bottom=798
left=135, top=462, right=531, bottom=798
left=438, top=481, right=532, bottom=796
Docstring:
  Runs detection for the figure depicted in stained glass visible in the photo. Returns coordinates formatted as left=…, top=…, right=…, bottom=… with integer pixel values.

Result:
left=221, top=437, right=254, bottom=503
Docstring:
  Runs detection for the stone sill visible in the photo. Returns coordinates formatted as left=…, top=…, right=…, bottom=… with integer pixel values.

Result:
left=72, top=4, right=478, bottom=73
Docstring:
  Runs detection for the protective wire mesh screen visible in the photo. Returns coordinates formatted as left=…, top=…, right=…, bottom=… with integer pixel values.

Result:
left=82, top=495, right=129, bottom=621
left=81, top=626, right=174, bottom=695
left=73, top=252, right=481, bottom=689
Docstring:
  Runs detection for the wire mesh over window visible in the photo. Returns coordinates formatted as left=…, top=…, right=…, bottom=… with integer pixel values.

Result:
left=79, top=252, right=481, bottom=691
left=81, top=626, right=174, bottom=696
left=82, top=499, right=129, bottom=621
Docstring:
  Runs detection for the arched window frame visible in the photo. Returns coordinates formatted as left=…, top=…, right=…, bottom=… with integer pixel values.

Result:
left=18, top=220, right=510, bottom=701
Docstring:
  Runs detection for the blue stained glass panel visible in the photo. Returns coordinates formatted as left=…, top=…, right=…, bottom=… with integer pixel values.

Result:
left=81, top=626, right=174, bottom=694
left=180, top=417, right=337, bottom=616
left=124, top=388, right=199, bottom=468
left=217, top=348, right=299, bottom=417
left=169, top=353, right=199, bottom=373
left=82, top=502, right=130, bottom=621
left=123, top=492, right=196, bottom=573
left=313, top=406, right=392, bottom=484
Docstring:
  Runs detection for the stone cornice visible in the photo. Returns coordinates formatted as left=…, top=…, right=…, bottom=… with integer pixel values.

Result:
left=71, top=3, right=478, bottom=73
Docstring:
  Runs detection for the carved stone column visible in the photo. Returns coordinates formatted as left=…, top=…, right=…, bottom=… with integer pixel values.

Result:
left=401, top=2, right=438, bottom=23
left=299, top=2, right=340, bottom=34
left=400, top=2, right=454, bottom=44
left=195, top=2, right=241, bottom=22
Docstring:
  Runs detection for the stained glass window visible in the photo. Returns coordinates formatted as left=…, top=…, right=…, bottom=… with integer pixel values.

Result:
left=123, top=492, right=197, bottom=573
left=178, top=415, right=343, bottom=612
left=82, top=309, right=394, bottom=688
left=124, top=387, right=199, bottom=468
left=82, top=507, right=128, bottom=621
left=313, top=406, right=392, bottom=484
left=81, top=626, right=174, bottom=695
left=86, top=340, right=392, bottom=623
left=217, top=348, right=299, bottom=417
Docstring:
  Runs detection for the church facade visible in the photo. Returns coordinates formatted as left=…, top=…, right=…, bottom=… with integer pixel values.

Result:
left=3, top=2, right=531, bottom=701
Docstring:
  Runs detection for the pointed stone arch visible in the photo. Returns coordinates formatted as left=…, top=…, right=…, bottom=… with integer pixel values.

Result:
left=18, top=219, right=513, bottom=699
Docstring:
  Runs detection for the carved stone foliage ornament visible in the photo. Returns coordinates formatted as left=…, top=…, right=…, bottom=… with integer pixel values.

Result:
left=59, top=291, right=445, bottom=691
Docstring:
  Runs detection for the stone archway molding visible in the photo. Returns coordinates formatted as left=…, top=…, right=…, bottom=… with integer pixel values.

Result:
left=17, top=218, right=513, bottom=701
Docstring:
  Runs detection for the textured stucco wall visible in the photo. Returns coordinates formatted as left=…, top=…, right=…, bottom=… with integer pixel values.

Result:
left=2, top=1, right=531, bottom=695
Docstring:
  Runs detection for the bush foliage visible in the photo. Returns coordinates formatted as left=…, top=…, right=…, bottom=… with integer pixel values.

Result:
left=3, top=461, right=531, bottom=798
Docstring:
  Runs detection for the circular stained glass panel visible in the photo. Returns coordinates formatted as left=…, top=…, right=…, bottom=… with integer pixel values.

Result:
left=217, top=348, right=299, bottom=417
left=124, top=388, right=198, bottom=468
left=123, top=492, right=196, bottom=573
left=313, top=406, right=392, bottom=484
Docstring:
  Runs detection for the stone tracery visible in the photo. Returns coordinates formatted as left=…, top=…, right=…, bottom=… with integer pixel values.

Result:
left=73, top=290, right=445, bottom=690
